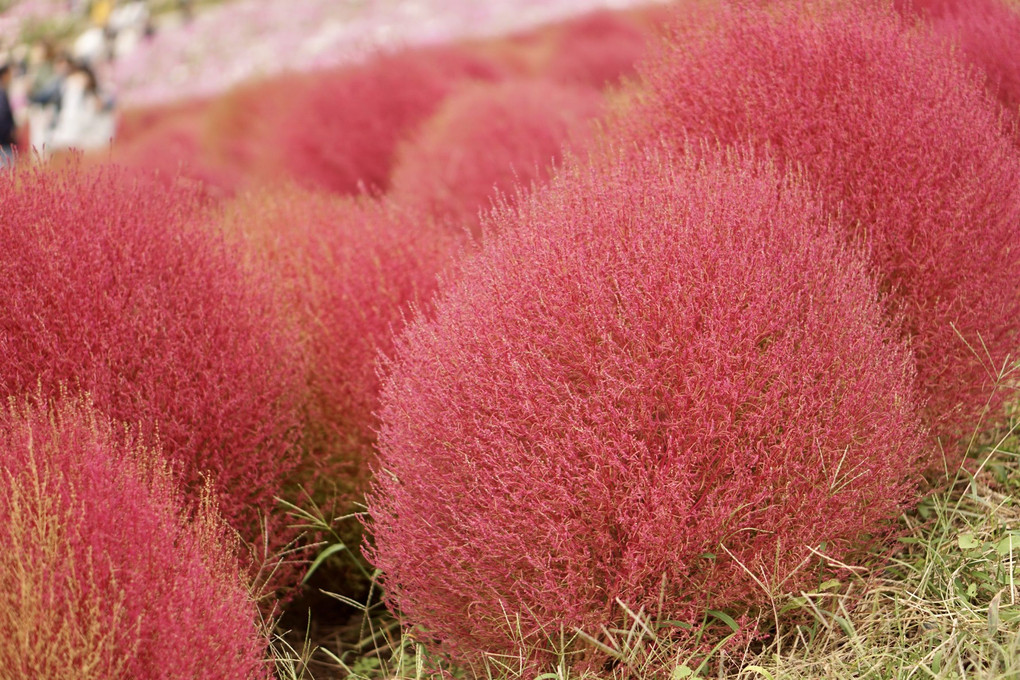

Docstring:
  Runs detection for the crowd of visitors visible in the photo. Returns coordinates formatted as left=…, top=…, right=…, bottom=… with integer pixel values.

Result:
left=22, top=42, right=116, bottom=156
left=0, top=0, right=163, bottom=165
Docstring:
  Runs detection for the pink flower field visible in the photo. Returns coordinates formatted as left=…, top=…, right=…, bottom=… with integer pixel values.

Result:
left=109, top=0, right=667, bottom=106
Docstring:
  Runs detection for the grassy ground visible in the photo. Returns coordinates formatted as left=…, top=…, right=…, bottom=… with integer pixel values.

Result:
left=734, top=421, right=1020, bottom=680
left=267, top=401, right=1020, bottom=680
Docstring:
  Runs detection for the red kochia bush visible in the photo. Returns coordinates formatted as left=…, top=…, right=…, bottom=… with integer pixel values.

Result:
left=107, top=113, right=243, bottom=197
left=542, top=9, right=650, bottom=89
left=220, top=188, right=456, bottom=496
left=202, top=75, right=309, bottom=182
left=0, top=398, right=271, bottom=680
left=93, top=98, right=242, bottom=199
left=115, top=97, right=212, bottom=146
left=268, top=46, right=504, bottom=195
left=0, top=165, right=302, bottom=546
left=367, top=145, right=924, bottom=666
left=389, top=79, right=602, bottom=234
left=627, top=1, right=1020, bottom=464
left=896, top=0, right=1020, bottom=135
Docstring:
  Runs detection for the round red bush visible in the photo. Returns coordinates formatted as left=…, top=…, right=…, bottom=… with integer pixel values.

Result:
left=542, top=9, right=650, bottom=89
left=0, top=164, right=303, bottom=548
left=108, top=113, right=242, bottom=197
left=115, top=98, right=212, bottom=146
left=0, top=397, right=271, bottom=680
left=266, top=45, right=504, bottom=195
left=220, top=188, right=457, bottom=496
left=389, top=79, right=602, bottom=235
left=201, top=74, right=308, bottom=183
left=367, top=145, right=924, bottom=667
left=625, top=1, right=1020, bottom=465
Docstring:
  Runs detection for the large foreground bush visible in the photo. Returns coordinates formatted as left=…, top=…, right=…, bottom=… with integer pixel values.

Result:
left=0, top=165, right=303, bottom=549
left=389, top=79, right=602, bottom=235
left=625, top=0, right=1020, bottom=465
left=367, top=146, right=924, bottom=668
left=0, top=398, right=270, bottom=680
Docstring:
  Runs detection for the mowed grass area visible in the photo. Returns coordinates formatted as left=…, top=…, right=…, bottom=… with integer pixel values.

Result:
left=267, top=392, right=1020, bottom=680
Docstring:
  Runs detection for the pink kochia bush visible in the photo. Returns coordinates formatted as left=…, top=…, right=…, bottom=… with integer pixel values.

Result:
left=542, top=9, right=650, bottom=89
left=268, top=46, right=504, bottom=195
left=896, top=0, right=1020, bottom=136
left=220, top=187, right=456, bottom=497
left=0, top=165, right=303, bottom=547
left=367, top=145, right=924, bottom=666
left=106, top=112, right=243, bottom=197
left=104, top=100, right=233, bottom=195
left=0, top=397, right=270, bottom=680
left=627, top=1, right=1020, bottom=464
left=389, top=79, right=603, bottom=234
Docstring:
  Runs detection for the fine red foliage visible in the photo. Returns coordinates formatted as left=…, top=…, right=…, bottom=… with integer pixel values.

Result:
left=542, top=9, right=650, bottom=89
left=266, top=46, right=505, bottom=195
left=897, top=0, right=1020, bottom=139
left=0, top=397, right=271, bottom=680
left=389, top=79, right=603, bottom=235
left=367, top=145, right=924, bottom=667
left=0, top=165, right=304, bottom=547
left=626, top=0, right=1020, bottom=464
left=220, top=188, right=457, bottom=498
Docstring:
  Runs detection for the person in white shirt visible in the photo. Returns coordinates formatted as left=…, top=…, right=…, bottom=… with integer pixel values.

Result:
left=49, top=62, right=115, bottom=152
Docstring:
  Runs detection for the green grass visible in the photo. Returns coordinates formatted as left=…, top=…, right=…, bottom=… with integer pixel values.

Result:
left=272, top=413, right=1020, bottom=680
left=733, top=427, right=1020, bottom=680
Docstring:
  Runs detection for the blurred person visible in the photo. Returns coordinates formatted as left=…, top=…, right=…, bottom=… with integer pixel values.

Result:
left=27, top=50, right=73, bottom=155
left=109, top=1, right=150, bottom=58
left=27, top=41, right=59, bottom=96
left=0, top=64, right=17, bottom=168
left=27, top=47, right=72, bottom=109
left=76, top=1, right=117, bottom=66
left=74, top=25, right=111, bottom=64
left=90, top=0, right=115, bottom=28
left=50, top=61, right=114, bottom=152
left=8, top=46, right=31, bottom=119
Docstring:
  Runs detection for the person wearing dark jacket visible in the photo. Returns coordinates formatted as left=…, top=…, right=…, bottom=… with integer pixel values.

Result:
left=0, top=64, right=17, bottom=169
